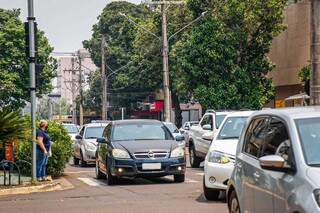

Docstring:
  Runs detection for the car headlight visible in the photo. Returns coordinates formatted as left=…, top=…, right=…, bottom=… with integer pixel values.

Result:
left=112, top=149, right=131, bottom=159
left=86, top=142, right=96, bottom=151
left=171, top=147, right=185, bottom=158
left=314, top=189, right=320, bottom=207
left=207, top=151, right=231, bottom=164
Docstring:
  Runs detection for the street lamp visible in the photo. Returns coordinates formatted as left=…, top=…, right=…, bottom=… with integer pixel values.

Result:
left=119, top=11, right=207, bottom=122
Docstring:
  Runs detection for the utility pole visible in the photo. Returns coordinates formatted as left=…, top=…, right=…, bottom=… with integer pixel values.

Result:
left=101, top=37, right=107, bottom=120
left=311, top=0, right=320, bottom=105
left=27, top=0, right=37, bottom=182
left=78, top=51, right=84, bottom=125
left=71, top=57, right=77, bottom=124
left=145, top=1, right=184, bottom=122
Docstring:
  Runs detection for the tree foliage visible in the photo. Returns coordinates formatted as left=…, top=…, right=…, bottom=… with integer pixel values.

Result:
left=172, top=0, right=287, bottom=110
left=0, top=9, right=56, bottom=109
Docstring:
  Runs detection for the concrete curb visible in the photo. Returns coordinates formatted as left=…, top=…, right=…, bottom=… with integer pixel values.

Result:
left=0, top=177, right=74, bottom=196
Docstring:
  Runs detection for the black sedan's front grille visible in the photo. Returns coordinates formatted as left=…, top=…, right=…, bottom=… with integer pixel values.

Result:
left=134, top=151, right=169, bottom=159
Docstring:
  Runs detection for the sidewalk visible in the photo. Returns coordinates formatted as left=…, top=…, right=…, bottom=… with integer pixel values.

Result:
left=0, top=176, right=74, bottom=196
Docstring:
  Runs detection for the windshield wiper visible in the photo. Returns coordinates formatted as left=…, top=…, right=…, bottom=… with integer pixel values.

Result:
left=309, top=163, right=320, bottom=167
left=86, top=137, right=97, bottom=139
left=220, top=136, right=239, bottom=140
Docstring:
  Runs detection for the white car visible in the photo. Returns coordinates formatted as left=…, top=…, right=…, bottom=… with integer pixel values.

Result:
left=163, top=122, right=185, bottom=146
left=62, top=123, right=79, bottom=141
left=188, top=111, right=232, bottom=168
left=203, top=111, right=254, bottom=200
left=73, top=122, right=109, bottom=167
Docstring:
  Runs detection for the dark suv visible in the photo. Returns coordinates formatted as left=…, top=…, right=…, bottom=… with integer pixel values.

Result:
left=95, top=119, right=186, bottom=185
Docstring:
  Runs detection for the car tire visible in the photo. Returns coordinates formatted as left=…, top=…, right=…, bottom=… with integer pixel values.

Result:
left=95, top=161, right=105, bottom=179
left=80, top=151, right=87, bottom=167
left=229, top=190, right=240, bottom=213
left=203, top=177, right=220, bottom=200
left=189, top=145, right=201, bottom=168
left=174, top=174, right=185, bottom=183
left=73, top=156, right=79, bottom=166
left=106, top=168, right=117, bottom=186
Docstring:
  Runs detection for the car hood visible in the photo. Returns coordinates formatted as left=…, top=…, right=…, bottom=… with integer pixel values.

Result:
left=83, top=139, right=98, bottom=145
left=306, top=167, right=320, bottom=187
left=113, top=140, right=176, bottom=153
left=209, top=139, right=239, bottom=157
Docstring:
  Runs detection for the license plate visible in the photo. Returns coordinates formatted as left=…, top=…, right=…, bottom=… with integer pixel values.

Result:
left=142, top=163, right=161, bottom=170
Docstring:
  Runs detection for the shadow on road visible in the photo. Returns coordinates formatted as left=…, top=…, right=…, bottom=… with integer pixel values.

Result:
left=195, top=192, right=226, bottom=204
left=97, top=176, right=178, bottom=186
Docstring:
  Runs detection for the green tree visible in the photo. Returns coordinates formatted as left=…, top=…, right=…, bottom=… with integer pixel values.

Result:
left=173, top=0, right=287, bottom=110
left=0, top=9, right=56, bottom=109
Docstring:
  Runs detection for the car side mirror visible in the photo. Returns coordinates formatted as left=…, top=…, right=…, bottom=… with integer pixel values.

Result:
left=75, top=135, right=82, bottom=140
left=97, top=137, right=108, bottom=144
left=202, top=124, right=212, bottom=131
left=202, top=132, right=214, bottom=141
left=259, top=155, right=285, bottom=171
left=175, top=135, right=185, bottom=142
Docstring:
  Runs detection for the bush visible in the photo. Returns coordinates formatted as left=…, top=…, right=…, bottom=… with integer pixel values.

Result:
left=18, top=121, right=73, bottom=177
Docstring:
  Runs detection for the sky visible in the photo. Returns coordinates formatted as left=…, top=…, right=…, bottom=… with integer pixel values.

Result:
left=0, top=0, right=141, bottom=52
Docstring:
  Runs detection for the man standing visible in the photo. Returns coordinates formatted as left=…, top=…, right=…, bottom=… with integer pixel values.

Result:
left=36, top=120, right=51, bottom=181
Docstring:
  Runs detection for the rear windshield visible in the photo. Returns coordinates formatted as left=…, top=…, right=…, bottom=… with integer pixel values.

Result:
left=112, top=123, right=173, bottom=141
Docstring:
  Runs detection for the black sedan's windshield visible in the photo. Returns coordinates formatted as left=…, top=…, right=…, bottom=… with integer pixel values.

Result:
left=112, top=123, right=173, bottom=141
left=295, top=118, right=320, bottom=166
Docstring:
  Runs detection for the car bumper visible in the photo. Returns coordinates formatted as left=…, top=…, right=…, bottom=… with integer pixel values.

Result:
left=83, top=149, right=97, bottom=162
left=110, top=157, right=186, bottom=178
left=204, top=160, right=234, bottom=190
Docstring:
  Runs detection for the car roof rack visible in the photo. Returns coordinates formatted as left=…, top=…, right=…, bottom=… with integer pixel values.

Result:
left=91, top=120, right=110, bottom=123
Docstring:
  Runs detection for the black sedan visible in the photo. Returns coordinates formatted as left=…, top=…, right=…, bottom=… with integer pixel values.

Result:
left=95, top=119, right=186, bottom=185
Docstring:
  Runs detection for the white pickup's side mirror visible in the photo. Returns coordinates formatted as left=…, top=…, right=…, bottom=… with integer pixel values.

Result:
left=202, top=124, right=212, bottom=131
left=259, top=155, right=285, bottom=171
left=202, top=132, right=214, bottom=141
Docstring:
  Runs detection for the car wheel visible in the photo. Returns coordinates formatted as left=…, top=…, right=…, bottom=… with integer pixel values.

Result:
left=95, top=161, right=105, bottom=179
left=174, top=174, right=185, bottom=183
left=73, top=156, right=79, bottom=166
left=189, top=145, right=201, bottom=168
left=80, top=151, right=87, bottom=167
left=229, top=191, right=240, bottom=213
left=106, top=168, right=117, bottom=186
left=203, top=177, right=220, bottom=200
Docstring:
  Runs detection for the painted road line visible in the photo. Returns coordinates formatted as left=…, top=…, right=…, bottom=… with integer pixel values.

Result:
left=185, top=178, right=199, bottom=183
left=78, top=178, right=106, bottom=186
left=65, top=171, right=93, bottom=174
left=196, top=172, right=204, bottom=176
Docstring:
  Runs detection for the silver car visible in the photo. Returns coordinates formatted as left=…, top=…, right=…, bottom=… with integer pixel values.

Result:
left=227, top=107, right=320, bottom=213
left=73, top=122, right=108, bottom=167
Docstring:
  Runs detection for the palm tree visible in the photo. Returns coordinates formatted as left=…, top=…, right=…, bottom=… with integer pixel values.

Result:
left=0, top=108, right=27, bottom=144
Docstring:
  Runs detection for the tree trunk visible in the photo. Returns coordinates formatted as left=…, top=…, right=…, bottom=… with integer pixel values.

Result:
left=172, top=92, right=182, bottom=128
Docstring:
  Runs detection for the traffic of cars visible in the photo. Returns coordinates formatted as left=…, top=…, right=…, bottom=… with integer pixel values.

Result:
left=61, top=106, right=320, bottom=213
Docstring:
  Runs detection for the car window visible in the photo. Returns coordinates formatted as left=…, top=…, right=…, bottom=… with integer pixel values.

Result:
left=216, top=114, right=227, bottom=129
left=79, top=127, right=85, bottom=137
left=218, top=117, right=247, bottom=140
left=165, top=123, right=179, bottom=133
left=295, top=117, right=320, bottom=166
left=112, top=123, right=173, bottom=141
left=260, top=117, right=292, bottom=167
left=200, top=115, right=213, bottom=129
left=63, top=124, right=78, bottom=133
left=243, top=117, right=269, bottom=158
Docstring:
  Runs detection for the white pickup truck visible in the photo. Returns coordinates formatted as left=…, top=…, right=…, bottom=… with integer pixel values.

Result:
left=188, top=111, right=231, bottom=168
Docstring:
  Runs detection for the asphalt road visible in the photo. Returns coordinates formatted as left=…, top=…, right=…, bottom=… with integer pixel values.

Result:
left=0, top=161, right=228, bottom=213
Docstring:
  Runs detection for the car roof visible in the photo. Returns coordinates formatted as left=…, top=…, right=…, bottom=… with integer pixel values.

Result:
left=84, top=123, right=109, bottom=127
left=225, top=111, right=256, bottom=118
left=112, top=119, right=163, bottom=125
left=252, top=106, right=320, bottom=120
left=216, top=111, right=234, bottom=115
